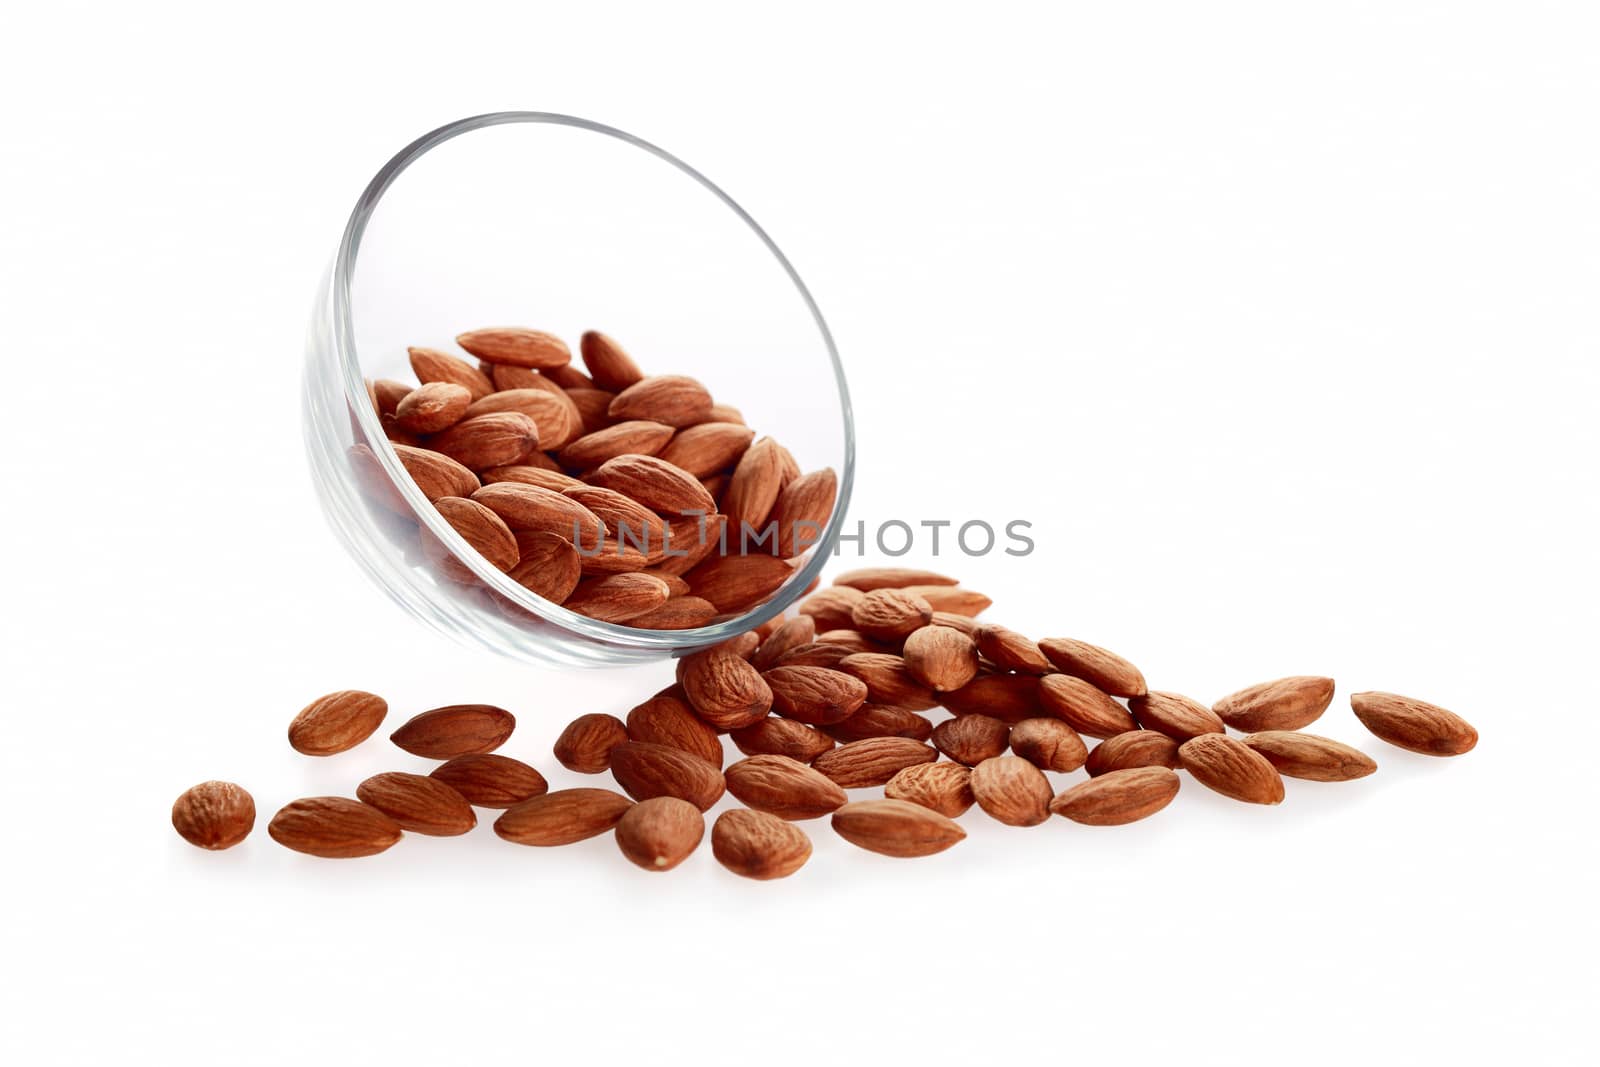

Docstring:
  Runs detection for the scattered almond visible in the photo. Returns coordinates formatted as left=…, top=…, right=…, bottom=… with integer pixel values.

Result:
left=1084, top=730, right=1181, bottom=777
left=429, top=754, right=549, bottom=808
left=1008, top=717, right=1088, bottom=772
left=1214, top=676, right=1336, bottom=732
left=288, top=690, right=388, bottom=756
left=1038, top=637, right=1147, bottom=698
left=614, top=796, right=704, bottom=872
left=712, top=809, right=812, bottom=880
left=1178, top=734, right=1286, bottom=805
left=390, top=704, right=516, bottom=759
left=1039, top=674, right=1138, bottom=738
left=1129, top=691, right=1226, bottom=742
left=724, top=755, right=848, bottom=819
left=553, top=712, right=630, bottom=773
left=729, top=716, right=836, bottom=763
left=1050, top=768, right=1180, bottom=826
left=171, top=781, right=255, bottom=850
left=763, top=665, right=868, bottom=725
left=812, top=736, right=937, bottom=789
left=494, top=788, right=633, bottom=846
left=883, top=762, right=975, bottom=818
left=969, top=755, right=1053, bottom=827
left=1350, top=691, right=1478, bottom=756
left=831, top=799, right=966, bottom=858
left=932, top=714, right=1011, bottom=766
left=267, top=797, right=403, bottom=859
left=356, top=772, right=477, bottom=836
left=609, top=741, right=727, bottom=811
left=1242, top=732, right=1378, bottom=782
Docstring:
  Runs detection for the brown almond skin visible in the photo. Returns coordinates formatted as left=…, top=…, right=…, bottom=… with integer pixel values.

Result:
left=932, top=714, right=1012, bottom=766
left=658, top=422, right=756, bottom=478
left=724, top=755, right=848, bottom=819
left=677, top=647, right=773, bottom=730
left=831, top=799, right=966, bottom=858
left=973, top=625, right=1052, bottom=674
left=901, top=585, right=991, bottom=616
left=1214, top=676, right=1336, bottom=732
left=472, top=482, right=604, bottom=545
left=723, top=435, right=786, bottom=531
left=495, top=788, right=633, bottom=845
left=824, top=704, right=934, bottom=743
left=427, top=411, right=540, bottom=470
left=558, top=420, right=676, bottom=469
left=609, top=741, right=727, bottom=811
left=683, top=553, right=796, bottom=614
left=1039, top=674, right=1138, bottom=738
left=712, top=809, right=812, bottom=880
left=267, top=797, right=403, bottom=858
left=428, top=496, right=520, bottom=577
left=729, top=717, right=836, bottom=763
left=508, top=531, right=582, bottom=604
left=429, top=754, right=549, bottom=808
left=1350, top=691, right=1478, bottom=756
left=607, top=374, right=713, bottom=428
left=775, top=641, right=858, bottom=670
left=590, top=453, right=716, bottom=515
left=1179, top=734, right=1286, bottom=804
left=833, top=567, right=960, bottom=592
left=1038, top=637, right=1148, bottom=698
left=1242, top=732, right=1378, bottom=782
left=566, top=386, right=618, bottom=434
left=171, top=781, right=255, bottom=850
left=1130, top=691, right=1226, bottom=742
left=773, top=468, right=838, bottom=557
left=373, top=379, right=412, bottom=414
left=392, top=444, right=481, bottom=503
left=579, top=330, right=645, bottom=391
left=763, top=665, right=869, bottom=725
left=837, top=653, right=939, bottom=711
left=1050, top=767, right=1181, bottom=826
left=356, top=772, right=476, bottom=836
left=902, top=624, right=981, bottom=692
left=969, top=755, right=1053, bottom=827
left=465, top=389, right=581, bottom=451
left=390, top=704, right=516, bottom=759
left=851, top=588, right=934, bottom=642
left=626, top=688, right=724, bottom=769
left=456, top=327, right=572, bottom=369
left=288, top=690, right=388, bottom=756
left=564, top=573, right=672, bottom=623
left=627, top=594, right=723, bottom=632
left=941, top=673, right=1043, bottom=723
left=395, top=381, right=472, bottom=434
left=811, top=736, right=938, bottom=789
left=614, top=796, right=705, bottom=872
left=1009, top=717, right=1088, bottom=772
left=409, top=346, right=493, bottom=400
left=884, top=762, right=975, bottom=818
left=752, top=616, right=818, bottom=671
left=1085, top=730, right=1181, bottom=777
left=553, top=713, right=630, bottom=773
left=798, top=585, right=865, bottom=631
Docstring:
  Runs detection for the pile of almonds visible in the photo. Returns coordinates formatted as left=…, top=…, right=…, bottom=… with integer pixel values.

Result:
left=349, top=327, right=836, bottom=628
left=172, top=566, right=1479, bottom=877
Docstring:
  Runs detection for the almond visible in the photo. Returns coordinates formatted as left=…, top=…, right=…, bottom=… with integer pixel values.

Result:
left=1085, top=730, right=1181, bottom=777
left=883, top=762, right=975, bottom=818
left=763, top=665, right=869, bottom=725
left=832, top=567, right=960, bottom=591
left=1039, top=674, right=1139, bottom=738
left=463, top=388, right=581, bottom=451
left=626, top=688, right=724, bottom=768
left=288, top=689, right=388, bottom=756
left=456, top=327, right=572, bottom=369
left=824, top=704, right=934, bottom=743
left=677, top=644, right=773, bottom=729
left=562, top=484, right=671, bottom=557
left=487, top=363, right=544, bottom=391
left=851, top=588, right=934, bottom=642
left=564, top=573, right=672, bottom=622
left=1050, top=767, right=1181, bottom=826
left=171, top=781, right=255, bottom=850
left=901, top=585, right=990, bottom=616
left=642, top=569, right=692, bottom=597
left=1009, top=717, right=1088, bottom=772
left=609, top=741, right=727, bottom=811
left=658, top=422, right=756, bottom=478
left=712, top=809, right=812, bottom=880
left=545, top=363, right=595, bottom=389
left=775, top=641, right=858, bottom=669
left=798, top=585, right=865, bottom=631
left=1212, top=676, right=1335, bottom=732
left=390, top=704, right=516, bottom=759
left=724, top=755, right=848, bottom=819
left=494, top=788, right=633, bottom=846
left=579, top=330, right=645, bottom=391
left=684, top=553, right=795, bottom=614
left=393, top=443, right=481, bottom=502
left=1178, top=734, right=1286, bottom=804
left=831, top=799, right=966, bottom=858
left=426, top=496, right=519, bottom=579
left=394, top=381, right=472, bottom=434
left=614, top=796, right=704, bottom=872
left=1350, top=691, right=1478, bottom=756
left=930, top=611, right=979, bottom=635
left=940, top=673, right=1043, bottom=722
left=1242, top=732, right=1378, bottom=782
left=932, top=714, right=1012, bottom=766
left=428, top=411, right=540, bottom=470
left=428, top=753, right=549, bottom=808
left=972, top=624, right=1052, bottom=674
left=409, top=345, right=493, bottom=400
left=811, top=736, right=937, bottom=789
left=729, top=717, right=835, bottom=763
left=589, top=453, right=716, bottom=516
left=772, top=468, right=837, bottom=557
left=267, top=797, right=403, bottom=858
left=355, top=772, right=476, bottom=836
left=1129, top=691, right=1225, bottom=742
left=607, top=374, right=713, bottom=427
left=557, top=420, right=675, bottom=469
left=1038, top=637, right=1147, bottom=698
left=566, top=387, right=618, bottom=434
left=902, top=624, right=981, bottom=692
left=708, top=402, right=744, bottom=425
left=627, top=596, right=719, bottom=630
left=837, top=652, right=941, bottom=711
left=472, top=483, right=604, bottom=545
left=373, top=379, right=412, bottom=414
left=481, top=464, right=586, bottom=493
left=752, top=616, right=817, bottom=671
left=553, top=713, right=630, bottom=773
left=651, top=513, right=726, bottom=577
left=969, top=755, right=1053, bottom=826
left=723, top=436, right=786, bottom=531
left=507, top=531, right=583, bottom=604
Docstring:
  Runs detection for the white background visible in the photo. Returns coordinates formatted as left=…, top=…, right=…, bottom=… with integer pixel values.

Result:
left=2, top=3, right=1596, bottom=1064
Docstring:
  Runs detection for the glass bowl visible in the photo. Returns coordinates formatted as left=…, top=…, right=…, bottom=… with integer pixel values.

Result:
left=303, top=112, right=854, bottom=667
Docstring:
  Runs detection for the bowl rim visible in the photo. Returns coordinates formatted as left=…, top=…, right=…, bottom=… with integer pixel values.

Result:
left=333, top=111, right=855, bottom=651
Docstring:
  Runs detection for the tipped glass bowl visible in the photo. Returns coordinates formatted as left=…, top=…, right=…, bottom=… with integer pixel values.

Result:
left=303, top=113, right=854, bottom=667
